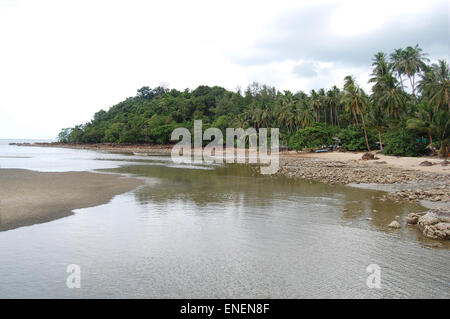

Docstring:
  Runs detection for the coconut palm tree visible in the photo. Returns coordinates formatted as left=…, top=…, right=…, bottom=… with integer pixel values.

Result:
left=310, top=90, right=321, bottom=122
left=293, top=101, right=314, bottom=129
left=260, top=106, right=271, bottom=128
left=342, top=76, right=371, bottom=151
left=326, top=86, right=341, bottom=127
left=376, top=73, right=407, bottom=119
left=370, top=52, right=391, bottom=94
left=342, top=76, right=360, bottom=126
left=369, top=103, right=387, bottom=150
left=390, top=48, right=406, bottom=89
left=403, top=45, right=429, bottom=99
left=277, top=91, right=297, bottom=131
left=418, top=60, right=450, bottom=112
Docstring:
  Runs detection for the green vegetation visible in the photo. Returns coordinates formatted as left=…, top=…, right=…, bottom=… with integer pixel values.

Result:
left=382, top=127, right=427, bottom=157
left=288, top=123, right=334, bottom=150
left=58, top=45, right=449, bottom=157
left=337, top=126, right=377, bottom=151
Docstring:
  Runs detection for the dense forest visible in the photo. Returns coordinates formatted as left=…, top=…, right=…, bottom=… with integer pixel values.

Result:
left=58, top=45, right=449, bottom=157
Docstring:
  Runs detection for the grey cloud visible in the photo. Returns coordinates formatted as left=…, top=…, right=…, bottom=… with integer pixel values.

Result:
left=235, top=2, right=448, bottom=67
left=292, top=61, right=319, bottom=77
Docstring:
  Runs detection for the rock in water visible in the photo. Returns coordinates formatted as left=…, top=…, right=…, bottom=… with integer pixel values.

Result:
left=441, top=160, right=449, bottom=166
left=388, top=221, right=401, bottom=229
left=405, top=212, right=425, bottom=225
left=417, top=210, right=450, bottom=240
left=361, top=152, right=375, bottom=160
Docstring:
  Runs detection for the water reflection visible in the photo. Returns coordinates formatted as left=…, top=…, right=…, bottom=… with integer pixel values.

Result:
left=105, top=164, right=432, bottom=238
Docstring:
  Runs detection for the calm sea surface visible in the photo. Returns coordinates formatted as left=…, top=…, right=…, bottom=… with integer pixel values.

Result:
left=0, top=139, right=449, bottom=298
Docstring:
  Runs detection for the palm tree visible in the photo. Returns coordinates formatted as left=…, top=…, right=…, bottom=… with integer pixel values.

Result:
left=370, top=52, right=406, bottom=120
left=390, top=48, right=406, bottom=90
left=326, top=86, right=341, bottom=127
left=403, top=45, right=429, bottom=98
left=277, top=91, right=297, bottom=131
left=341, top=76, right=371, bottom=151
left=419, top=60, right=450, bottom=112
left=293, top=101, right=314, bottom=129
left=310, top=90, right=321, bottom=122
left=369, top=103, right=387, bottom=150
left=342, top=76, right=360, bottom=126
left=376, top=73, right=407, bottom=119
left=318, top=88, right=328, bottom=124
left=370, top=52, right=391, bottom=94
left=260, top=104, right=272, bottom=128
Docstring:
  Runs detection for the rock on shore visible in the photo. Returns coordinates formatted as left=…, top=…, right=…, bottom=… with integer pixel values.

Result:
left=389, top=186, right=450, bottom=203
left=278, top=157, right=448, bottom=185
left=405, top=212, right=427, bottom=225
left=417, top=210, right=450, bottom=240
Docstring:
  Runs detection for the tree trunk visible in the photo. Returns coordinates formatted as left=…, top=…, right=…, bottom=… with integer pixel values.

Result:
left=446, top=89, right=450, bottom=112
left=329, top=106, right=332, bottom=126
left=360, top=112, right=371, bottom=151
left=352, top=107, right=359, bottom=126
left=439, top=140, right=448, bottom=158
left=427, top=133, right=434, bottom=153
left=378, top=130, right=383, bottom=151
left=408, top=74, right=415, bottom=100
left=336, top=106, right=339, bottom=127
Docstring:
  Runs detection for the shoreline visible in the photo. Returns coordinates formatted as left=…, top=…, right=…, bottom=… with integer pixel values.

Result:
left=11, top=142, right=450, bottom=209
left=5, top=142, right=450, bottom=241
left=277, top=152, right=449, bottom=211
left=0, top=168, right=144, bottom=231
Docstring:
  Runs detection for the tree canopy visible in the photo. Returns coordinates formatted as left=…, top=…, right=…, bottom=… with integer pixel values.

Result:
left=59, top=45, right=449, bottom=157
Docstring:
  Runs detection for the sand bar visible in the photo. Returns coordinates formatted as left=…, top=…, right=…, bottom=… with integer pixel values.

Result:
left=0, top=169, right=144, bottom=231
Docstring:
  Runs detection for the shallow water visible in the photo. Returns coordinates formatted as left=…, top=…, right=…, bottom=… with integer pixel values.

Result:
left=0, top=140, right=449, bottom=298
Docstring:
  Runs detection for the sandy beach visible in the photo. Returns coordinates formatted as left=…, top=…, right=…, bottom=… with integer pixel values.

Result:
left=0, top=169, right=144, bottom=231
left=295, top=151, right=450, bottom=174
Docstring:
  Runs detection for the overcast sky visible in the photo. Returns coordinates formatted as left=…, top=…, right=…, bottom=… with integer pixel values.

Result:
left=0, top=0, right=448, bottom=139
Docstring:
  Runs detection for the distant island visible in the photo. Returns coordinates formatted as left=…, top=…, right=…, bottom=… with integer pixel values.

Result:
left=58, top=45, right=449, bottom=158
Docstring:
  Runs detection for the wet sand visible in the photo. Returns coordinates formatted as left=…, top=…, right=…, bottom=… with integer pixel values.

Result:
left=0, top=169, right=144, bottom=231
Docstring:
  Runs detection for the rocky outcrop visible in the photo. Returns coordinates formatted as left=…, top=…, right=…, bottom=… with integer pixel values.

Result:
left=405, top=212, right=426, bottom=225
left=417, top=210, right=450, bottom=240
left=361, top=152, right=375, bottom=160
left=277, top=157, right=449, bottom=185
left=419, top=161, right=434, bottom=167
left=389, top=186, right=450, bottom=203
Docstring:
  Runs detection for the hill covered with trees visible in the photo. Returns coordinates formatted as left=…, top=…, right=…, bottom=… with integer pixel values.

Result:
left=58, top=45, right=449, bottom=157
